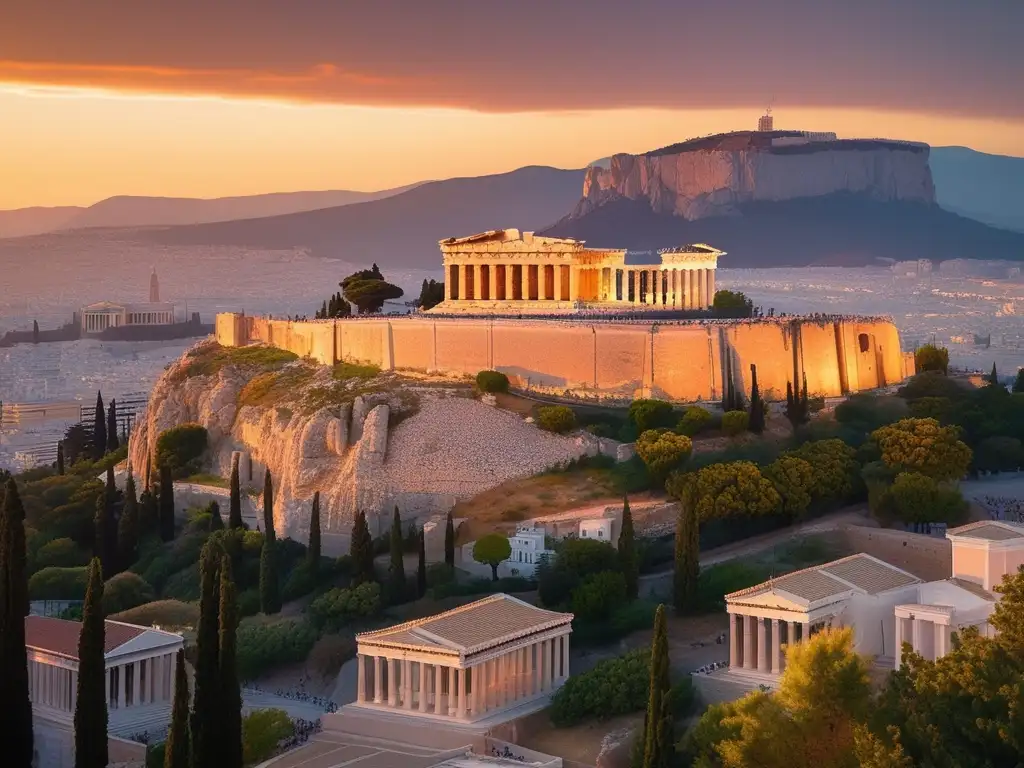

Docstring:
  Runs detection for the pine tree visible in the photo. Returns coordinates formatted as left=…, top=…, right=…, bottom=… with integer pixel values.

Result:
left=350, top=511, right=375, bottom=585
left=191, top=542, right=222, bottom=767
left=389, top=506, right=406, bottom=599
left=259, top=537, right=281, bottom=615
left=673, top=492, right=699, bottom=615
left=444, top=510, right=455, bottom=568
left=417, top=529, right=427, bottom=598
left=641, top=605, right=674, bottom=768
left=748, top=364, right=765, bottom=434
left=74, top=558, right=108, bottom=768
left=619, top=496, right=639, bottom=600
left=93, top=391, right=106, bottom=460
left=118, top=472, right=140, bottom=570
left=228, top=457, right=243, bottom=529
left=209, top=500, right=224, bottom=531
left=138, top=488, right=158, bottom=538
left=219, top=554, right=243, bottom=768
left=106, top=399, right=119, bottom=452
left=262, top=469, right=275, bottom=542
left=1, top=479, right=33, bottom=767
left=158, top=462, right=175, bottom=542
left=57, top=441, right=65, bottom=475
left=163, top=649, right=190, bottom=768
left=308, top=492, right=322, bottom=577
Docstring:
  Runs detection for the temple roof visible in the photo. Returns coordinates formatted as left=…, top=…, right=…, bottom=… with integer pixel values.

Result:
left=25, top=616, right=181, bottom=662
left=947, top=520, right=1024, bottom=541
left=357, top=594, right=573, bottom=655
left=439, top=229, right=581, bottom=247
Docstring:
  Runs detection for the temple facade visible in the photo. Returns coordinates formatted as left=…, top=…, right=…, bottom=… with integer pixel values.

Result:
left=349, top=593, right=573, bottom=724
left=430, top=229, right=722, bottom=313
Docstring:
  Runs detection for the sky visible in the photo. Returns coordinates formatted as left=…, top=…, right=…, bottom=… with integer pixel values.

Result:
left=2, top=0, right=1023, bottom=209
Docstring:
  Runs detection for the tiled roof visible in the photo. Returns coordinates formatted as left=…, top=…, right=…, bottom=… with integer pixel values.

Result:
left=947, top=577, right=997, bottom=602
left=25, top=616, right=147, bottom=661
left=947, top=520, right=1024, bottom=541
left=727, top=554, right=921, bottom=604
left=358, top=594, right=573, bottom=654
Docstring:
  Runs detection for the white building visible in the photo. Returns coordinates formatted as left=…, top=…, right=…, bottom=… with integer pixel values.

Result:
left=26, top=615, right=184, bottom=767
left=508, top=524, right=554, bottom=577
left=578, top=518, right=615, bottom=545
left=80, top=301, right=176, bottom=333
left=350, top=593, right=573, bottom=725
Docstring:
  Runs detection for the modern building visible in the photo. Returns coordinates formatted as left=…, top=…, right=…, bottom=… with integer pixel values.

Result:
left=26, top=615, right=183, bottom=766
left=508, top=523, right=555, bottom=577
left=350, top=593, right=573, bottom=724
left=714, top=520, right=1018, bottom=695
left=578, top=518, right=615, bottom=545
left=431, top=229, right=722, bottom=313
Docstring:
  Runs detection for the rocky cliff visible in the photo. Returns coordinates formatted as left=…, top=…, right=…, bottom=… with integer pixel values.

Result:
left=130, top=341, right=591, bottom=553
left=573, top=131, right=935, bottom=221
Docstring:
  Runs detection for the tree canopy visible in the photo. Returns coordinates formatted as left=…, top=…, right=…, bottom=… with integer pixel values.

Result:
left=668, top=461, right=780, bottom=522
left=914, top=344, right=949, bottom=376
left=635, top=429, right=693, bottom=483
left=870, top=418, right=972, bottom=482
left=472, top=533, right=511, bottom=581
left=340, top=265, right=404, bottom=314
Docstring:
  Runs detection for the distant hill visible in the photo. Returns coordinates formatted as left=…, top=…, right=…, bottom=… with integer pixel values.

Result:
left=0, top=183, right=424, bottom=239
left=930, top=147, right=1024, bottom=233
left=543, top=194, right=1024, bottom=267
left=146, top=166, right=587, bottom=268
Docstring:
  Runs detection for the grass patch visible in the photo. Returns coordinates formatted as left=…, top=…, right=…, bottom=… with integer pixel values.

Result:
left=174, top=343, right=298, bottom=382
left=238, top=365, right=314, bottom=409
left=182, top=473, right=228, bottom=488
left=333, top=361, right=381, bottom=381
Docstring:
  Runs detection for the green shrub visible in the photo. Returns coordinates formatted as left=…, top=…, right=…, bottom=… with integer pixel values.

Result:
left=432, top=576, right=535, bottom=600
left=237, top=619, right=318, bottom=680
left=549, top=649, right=650, bottom=726
left=309, top=582, right=381, bottom=632
left=242, top=708, right=293, bottom=765
left=281, top=561, right=317, bottom=602
left=677, top=406, right=713, bottom=436
left=635, top=429, right=693, bottom=482
left=476, top=370, right=510, bottom=393
left=111, top=599, right=199, bottom=628
left=155, top=423, right=209, bottom=479
left=721, top=410, right=750, bottom=436
left=162, top=566, right=201, bottom=601
left=536, top=405, right=576, bottom=434
left=102, top=572, right=156, bottom=615
left=570, top=571, right=627, bottom=623
left=146, top=742, right=166, bottom=768
left=34, top=537, right=89, bottom=570
left=628, top=399, right=676, bottom=433
left=28, top=566, right=88, bottom=600
left=559, top=538, right=618, bottom=577
left=237, top=588, right=262, bottom=618
left=242, top=530, right=264, bottom=554
left=696, top=561, right=772, bottom=612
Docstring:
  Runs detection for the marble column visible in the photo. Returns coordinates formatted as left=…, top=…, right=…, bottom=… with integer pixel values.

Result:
left=561, top=635, right=570, bottom=682
left=538, top=263, right=548, bottom=301
left=521, top=265, right=531, bottom=302
left=434, top=665, right=444, bottom=714
left=743, top=615, right=756, bottom=670
left=911, top=618, right=921, bottom=656
left=505, top=264, right=515, bottom=301
left=934, top=622, right=949, bottom=660
left=357, top=655, right=367, bottom=703
left=801, top=622, right=811, bottom=643
left=757, top=619, right=768, bottom=672
left=122, top=664, right=129, bottom=708
left=416, top=662, right=427, bottom=711
left=373, top=656, right=383, bottom=703
left=771, top=619, right=783, bottom=674
left=404, top=660, right=414, bottom=709
left=729, top=614, right=740, bottom=667
left=456, top=669, right=467, bottom=718
left=708, top=268, right=716, bottom=305
left=554, top=264, right=564, bottom=302
left=388, top=659, right=399, bottom=707
left=471, top=264, right=482, bottom=301
left=457, top=264, right=468, bottom=301
left=569, top=267, right=579, bottom=301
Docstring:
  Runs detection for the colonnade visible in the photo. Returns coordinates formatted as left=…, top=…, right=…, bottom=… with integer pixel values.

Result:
left=894, top=614, right=951, bottom=667
left=29, top=652, right=175, bottom=713
left=356, top=634, right=570, bottom=721
left=728, top=614, right=812, bottom=675
left=444, top=262, right=715, bottom=309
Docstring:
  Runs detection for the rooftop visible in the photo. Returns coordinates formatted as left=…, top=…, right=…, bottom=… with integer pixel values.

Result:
left=439, top=229, right=579, bottom=247
left=25, top=616, right=181, bottom=662
left=357, top=594, right=572, bottom=656
left=947, top=520, right=1024, bottom=541
left=727, top=553, right=922, bottom=605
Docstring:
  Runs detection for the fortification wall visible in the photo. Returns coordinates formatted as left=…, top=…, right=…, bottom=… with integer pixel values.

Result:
left=219, top=314, right=909, bottom=402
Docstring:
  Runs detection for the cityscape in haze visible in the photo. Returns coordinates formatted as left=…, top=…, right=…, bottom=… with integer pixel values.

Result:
left=1, top=3, right=1023, bottom=768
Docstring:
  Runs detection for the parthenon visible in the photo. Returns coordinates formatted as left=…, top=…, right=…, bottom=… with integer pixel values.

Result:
left=430, top=229, right=722, bottom=313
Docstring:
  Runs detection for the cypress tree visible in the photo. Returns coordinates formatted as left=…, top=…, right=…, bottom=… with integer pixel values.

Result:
left=1, top=479, right=33, bottom=767
left=989, top=363, right=1000, bottom=387
left=641, top=605, right=674, bottom=768
left=92, top=391, right=106, bottom=460
left=262, top=469, right=275, bottom=542
left=164, top=649, right=190, bottom=768
left=138, top=488, right=158, bottom=538
left=228, top=457, right=243, bottom=529
left=209, top=500, right=224, bottom=531
left=800, top=373, right=810, bottom=416
left=444, top=510, right=455, bottom=568
left=748, top=364, right=765, bottom=434
left=259, top=537, right=281, bottom=615
left=74, top=558, right=107, bottom=768
left=673, top=491, right=699, bottom=615
left=308, top=492, right=322, bottom=576
left=57, top=441, right=65, bottom=475
left=417, top=529, right=427, bottom=598
left=106, top=399, right=119, bottom=452
left=158, top=463, right=175, bottom=542
left=619, top=496, right=638, bottom=601
left=32, top=319, right=39, bottom=344
left=118, top=472, right=140, bottom=570
left=350, top=511, right=375, bottom=585
left=219, top=554, right=243, bottom=768
left=191, top=541, right=222, bottom=767
left=94, top=489, right=117, bottom=579
left=389, top=506, right=406, bottom=599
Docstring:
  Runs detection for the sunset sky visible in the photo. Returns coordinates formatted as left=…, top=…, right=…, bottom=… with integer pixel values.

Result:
left=2, top=0, right=1022, bottom=209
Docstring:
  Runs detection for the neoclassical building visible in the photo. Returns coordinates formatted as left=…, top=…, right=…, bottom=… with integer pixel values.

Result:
left=431, top=229, right=722, bottom=313
left=350, top=594, right=573, bottom=723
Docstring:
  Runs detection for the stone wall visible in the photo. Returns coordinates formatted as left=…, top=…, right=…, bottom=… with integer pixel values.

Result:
left=218, top=314, right=911, bottom=402
left=840, top=525, right=952, bottom=582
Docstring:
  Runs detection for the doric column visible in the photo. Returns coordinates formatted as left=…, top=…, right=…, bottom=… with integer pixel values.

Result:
left=538, top=263, right=548, bottom=301
left=561, top=635, right=570, bottom=682
left=373, top=656, right=383, bottom=703
left=757, top=619, right=768, bottom=672
left=708, top=267, right=716, bottom=305
left=524, top=644, right=534, bottom=696
left=418, top=662, right=428, bottom=711
left=934, top=622, right=948, bottom=660
left=506, top=263, right=516, bottom=301
left=444, top=267, right=453, bottom=301
left=771, top=619, right=782, bottom=674
left=801, top=622, right=811, bottom=643
left=521, top=264, right=531, bottom=302
left=357, top=655, right=366, bottom=703
left=554, top=264, right=564, bottom=302
left=122, top=664, right=129, bottom=708
left=699, top=268, right=708, bottom=308
left=729, top=615, right=740, bottom=667
left=434, top=664, right=444, bottom=714
left=743, top=615, right=756, bottom=670
left=489, top=265, right=498, bottom=302
left=911, top=618, right=921, bottom=656
left=388, top=659, right=399, bottom=707
left=568, top=267, right=579, bottom=301
left=457, top=264, right=468, bottom=301
left=404, top=659, right=414, bottom=709
left=456, top=669, right=467, bottom=718
left=894, top=616, right=904, bottom=668
left=470, top=264, right=481, bottom=301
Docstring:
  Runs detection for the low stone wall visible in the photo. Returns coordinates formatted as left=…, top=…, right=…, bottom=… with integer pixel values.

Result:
left=840, top=524, right=952, bottom=582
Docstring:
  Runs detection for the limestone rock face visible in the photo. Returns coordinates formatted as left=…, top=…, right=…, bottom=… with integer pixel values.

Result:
left=576, top=137, right=936, bottom=221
